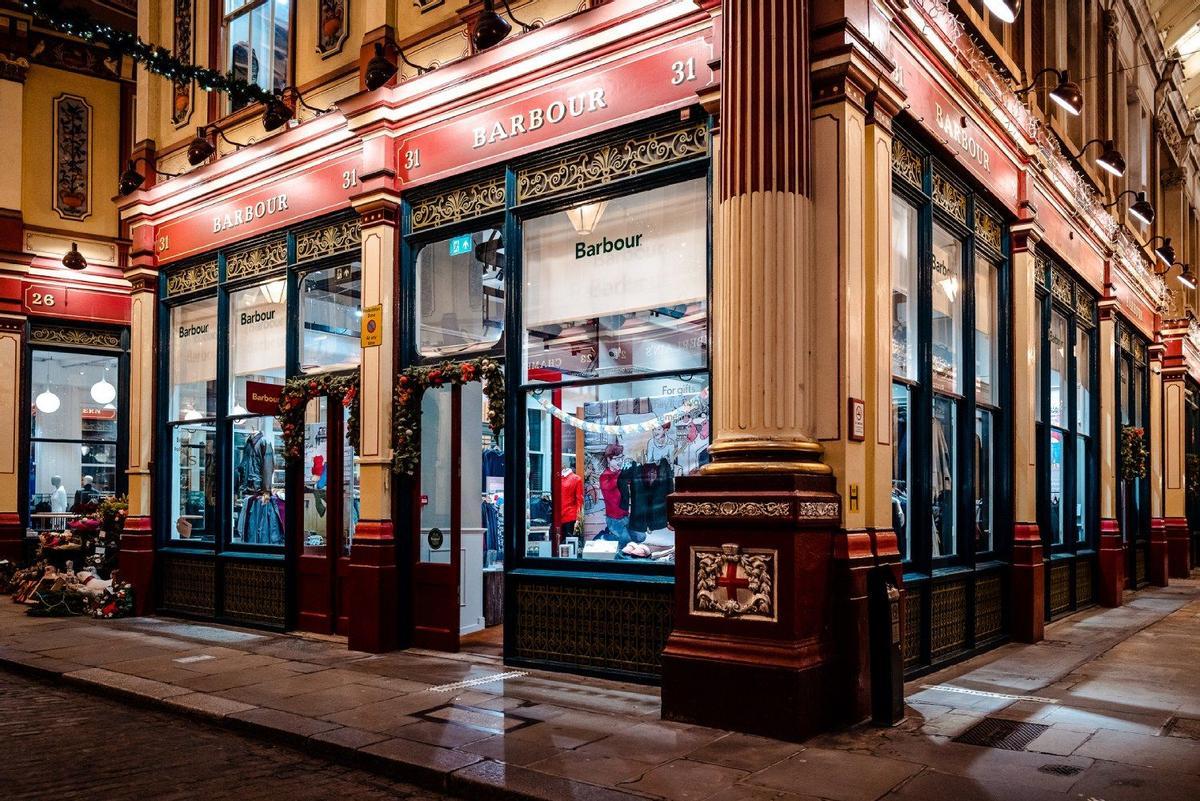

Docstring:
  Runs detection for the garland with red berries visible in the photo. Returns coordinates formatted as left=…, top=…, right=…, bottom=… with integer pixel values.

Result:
left=277, top=373, right=360, bottom=462
left=1120, top=425, right=1148, bottom=481
left=393, top=359, right=504, bottom=476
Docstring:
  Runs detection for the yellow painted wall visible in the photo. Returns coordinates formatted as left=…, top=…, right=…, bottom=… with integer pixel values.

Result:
left=21, top=65, right=122, bottom=237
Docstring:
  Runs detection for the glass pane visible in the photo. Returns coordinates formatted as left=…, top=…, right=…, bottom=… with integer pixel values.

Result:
left=227, top=12, right=253, bottom=109
left=931, top=225, right=963, bottom=395
left=1076, top=434, right=1088, bottom=543
left=251, top=1, right=271, bottom=92
left=524, top=375, right=710, bottom=563
left=974, top=257, right=998, bottom=405
left=1119, top=358, right=1131, bottom=425
left=975, top=409, right=993, bottom=553
left=343, top=405, right=359, bottom=557
left=1035, top=298, right=1044, bottom=423
left=231, top=416, right=284, bottom=545
left=416, top=228, right=505, bottom=357
left=1049, top=311, right=1068, bottom=428
left=1049, top=428, right=1065, bottom=546
left=229, top=280, right=287, bottom=414
left=931, top=395, right=957, bottom=557
left=270, top=0, right=290, bottom=93
left=303, top=397, right=329, bottom=554
left=891, top=383, right=911, bottom=562
left=522, top=179, right=708, bottom=383
left=169, top=424, right=216, bottom=542
left=300, top=262, right=362, bottom=372
left=169, top=299, right=217, bottom=420
left=1076, top=327, right=1091, bottom=432
left=891, top=196, right=919, bottom=381
left=419, top=386, right=453, bottom=563
left=1134, top=365, right=1144, bottom=423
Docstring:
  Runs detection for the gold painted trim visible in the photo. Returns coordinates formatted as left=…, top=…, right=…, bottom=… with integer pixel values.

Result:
left=673, top=501, right=791, bottom=518
left=226, top=237, right=287, bottom=281
left=891, top=138, right=922, bottom=187
left=29, top=324, right=122, bottom=350
left=411, top=177, right=505, bottom=232
left=295, top=218, right=361, bottom=262
left=165, top=259, right=218, bottom=297
left=932, top=172, right=967, bottom=223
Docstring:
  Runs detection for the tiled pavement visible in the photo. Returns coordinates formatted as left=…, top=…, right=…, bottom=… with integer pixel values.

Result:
left=1, top=577, right=1199, bottom=801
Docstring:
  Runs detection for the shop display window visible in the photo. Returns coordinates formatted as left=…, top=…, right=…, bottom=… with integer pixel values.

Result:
left=891, top=383, right=911, bottom=561
left=522, top=375, right=708, bottom=563
left=27, top=349, right=121, bottom=531
left=416, top=228, right=505, bottom=357
left=931, top=395, right=957, bottom=557
left=522, top=179, right=708, bottom=384
left=302, top=397, right=329, bottom=554
left=230, top=415, right=284, bottom=545
left=974, top=259, right=998, bottom=405
left=974, top=409, right=994, bottom=553
left=169, top=298, right=217, bottom=420
left=892, top=199, right=920, bottom=382
left=931, top=224, right=964, bottom=396
left=341, top=405, right=359, bottom=557
left=169, top=424, right=216, bottom=542
left=300, top=262, right=362, bottom=372
left=228, top=280, right=287, bottom=413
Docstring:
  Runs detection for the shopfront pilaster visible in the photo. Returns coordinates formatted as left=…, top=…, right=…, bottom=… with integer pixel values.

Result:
left=1147, top=343, right=1168, bottom=587
left=0, top=314, right=24, bottom=562
left=1097, top=302, right=1124, bottom=606
left=1161, top=323, right=1192, bottom=578
left=0, top=53, right=28, bottom=252
left=346, top=191, right=400, bottom=653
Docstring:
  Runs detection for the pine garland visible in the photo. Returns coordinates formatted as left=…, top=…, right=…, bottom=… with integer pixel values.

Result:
left=393, top=359, right=505, bottom=476
left=277, top=373, right=360, bottom=462
left=22, top=0, right=274, bottom=107
left=1120, top=425, right=1148, bottom=481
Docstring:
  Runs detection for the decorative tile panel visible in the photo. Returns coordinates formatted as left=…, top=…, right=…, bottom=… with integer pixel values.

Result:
left=1051, top=266, right=1073, bottom=306
left=161, top=555, right=215, bottom=616
left=1075, top=560, right=1093, bottom=606
left=317, top=0, right=350, bottom=57
left=689, top=544, right=777, bottom=621
left=903, top=588, right=922, bottom=669
left=931, top=172, right=967, bottom=223
left=165, top=259, right=218, bottom=296
left=930, top=580, right=968, bottom=659
left=974, top=575, right=1003, bottom=641
left=53, top=94, right=90, bottom=221
left=1035, top=254, right=1049, bottom=288
left=411, top=177, right=505, bottom=232
left=892, top=138, right=922, bottom=188
left=974, top=208, right=1001, bottom=251
left=222, top=561, right=286, bottom=626
left=295, top=218, right=361, bottom=262
left=29, top=324, right=121, bottom=350
left=517, top=123, right=708, bottom=203
left=172, top=0, right=194, bottom=126
left=1049, top=562, right=1071, bottom=616
left=226, top=237, right=287, bottom=281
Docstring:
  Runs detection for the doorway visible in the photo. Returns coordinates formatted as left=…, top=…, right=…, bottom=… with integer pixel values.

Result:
left=412, top=380, right=505, bottom=654
left=294, top=394, right=359, bottom=635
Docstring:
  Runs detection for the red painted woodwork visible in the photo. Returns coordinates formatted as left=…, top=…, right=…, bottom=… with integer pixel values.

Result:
left=118, top=515, right=155, bottom=616
left=0, top=512, right=22, bottom=563
left=154, top=150, right=363, bottom=264
left=1029, top=183, right=1105, bottom=293
left=347, top=520, right=397, bottom=653
left=21, top=281, right=130, bottom=325
left=393, top=35, right=712, bottom=190
left=1097, top=518, right=1125, bottom=607
left=1149, top=517, right=1169, bottom=587
left=1165, top=517, right=1192, bottom=579
left=661, top=472, right=847, bottom=741
left=1011, top=522, right=1044, bottom=643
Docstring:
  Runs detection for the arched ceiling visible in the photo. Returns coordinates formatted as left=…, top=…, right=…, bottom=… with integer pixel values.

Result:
left=1149, top=0, right=1200, bottom=113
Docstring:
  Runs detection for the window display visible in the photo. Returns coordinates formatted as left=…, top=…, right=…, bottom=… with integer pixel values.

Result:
left=931, top=395, right=957, bottom=557
left=169, top=299, right=217, bottom=420
left=229, top=280, right=287, bottom=413
left=303, top=397, right=329, bottom=553
left=170, top=424, right=216, bottom=542
left=931, top=224, right=963, bottom=396
left=892, top=199, right=919, bottom=381
left=300, top=262, right=362, bottom=372
left=27, top=349, right=121, bottom=532
left=231, top=415, right=284, bottom=545
left=891, top=384, right=911, bottom=561
left=417, top=228, right=505, bottom=357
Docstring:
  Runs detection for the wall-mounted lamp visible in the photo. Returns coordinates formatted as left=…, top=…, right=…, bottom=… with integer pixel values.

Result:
left=364, top=41, right=436, bottom=91
left=982, top=0, right=1021, bottom=22
left=118, top=156, right=182, bottom=196
left=473, top=1, right=512, bottom=52
left=1072, top=138, right=1125, bottom=177
left=187, top=125, right=250, bottom=166
left=1148, top=237, right=1175, bottom=267
left=1015, top=68, right=1083, bottom=116
left=261, top=87, right=333, bottom=133
left=1104, top=190, right=1154, bottom=227
left=61, top=242, right=87, bottom=271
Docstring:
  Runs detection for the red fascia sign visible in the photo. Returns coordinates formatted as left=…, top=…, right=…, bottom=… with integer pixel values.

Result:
left=154, top=151, right=363, bottom=264
left=394, top=36, right=713, bottom=186
left=22, top=281, right=130, bottom=325
left=890, top=40, right=1021, bottom=211
left=245, top=381, right=284, bottom=415
left=1031, top=182, right=1105, bottom=292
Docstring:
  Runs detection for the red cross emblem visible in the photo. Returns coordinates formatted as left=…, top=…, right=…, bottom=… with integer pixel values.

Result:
left=716, top=552, right=750, bottom=601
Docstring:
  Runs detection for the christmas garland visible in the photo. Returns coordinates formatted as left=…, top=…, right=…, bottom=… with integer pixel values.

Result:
left=1187, top=454, right=1200, bottom=495
left=22, top=0, right=274, bottom=107
left=394, top=359, right=504, bottom=476
left=277, top=373, right=360, bottom=462
left=1120, top=425, right=1148, bottom=481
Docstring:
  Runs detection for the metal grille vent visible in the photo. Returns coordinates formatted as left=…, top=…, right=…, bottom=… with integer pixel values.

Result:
left=953, top=718, right=1049, bottom=750
left=1038, top=764, right=1083, bottom=776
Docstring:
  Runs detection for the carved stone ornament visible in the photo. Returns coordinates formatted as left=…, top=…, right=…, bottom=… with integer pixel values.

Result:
left=673, top=501, right=791, bottom=518
left=797, top=501, right=840, bottom=519
left=691, top=544, right=777, bottom=621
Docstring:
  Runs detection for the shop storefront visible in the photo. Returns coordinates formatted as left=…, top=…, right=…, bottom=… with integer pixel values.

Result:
left=1115, top=320, right=1152, bottom=588
left=1187, top=381, right=1200, bottom=566
left=154, top=173, right=364, bottom=630
left=1035, top=253, right=1099, bottom=618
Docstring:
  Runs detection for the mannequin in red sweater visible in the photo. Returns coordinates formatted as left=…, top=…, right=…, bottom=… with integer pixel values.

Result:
left=556, top=466, right=584, bottom=540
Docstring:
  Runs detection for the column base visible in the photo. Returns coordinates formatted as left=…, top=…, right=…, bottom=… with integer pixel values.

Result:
left=1011, top=522, right=1044, bottom=643
left=1149, top=518, right=1169, bottom=587
left=1097, top=519, right=1125, bottom=607
left=118, top=515, right=155, bottom=616
left=0, top=512, right=23, bottom=563
left=661, top=471, right=850, bottom=741
left=348, top=520, right=397, bottom=653
left=1166, top=517, right=1192, bottom=580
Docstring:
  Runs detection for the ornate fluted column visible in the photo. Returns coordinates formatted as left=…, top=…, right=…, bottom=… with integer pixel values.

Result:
left=1097, top=298, right=1124, bottom=606
left=1009, top=224, right=1044, bottom=641
left=1147, top=342, right=1168, bottom=586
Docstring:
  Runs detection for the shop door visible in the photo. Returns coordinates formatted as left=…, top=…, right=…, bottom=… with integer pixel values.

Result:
left=412, top=382, right=496, bottom=651
left=295, top=395, right=357, bottom=635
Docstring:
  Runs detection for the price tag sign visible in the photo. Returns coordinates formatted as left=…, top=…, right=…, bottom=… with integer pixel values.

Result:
left=361, top=304, right=383, bottom=348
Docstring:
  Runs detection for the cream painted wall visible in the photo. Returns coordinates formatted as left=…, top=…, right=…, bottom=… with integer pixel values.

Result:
left=21, top=66, right=122, bottom=237
left=0, top=329, right=20, bottom=517
left=0, top=80, right=24, bottom=211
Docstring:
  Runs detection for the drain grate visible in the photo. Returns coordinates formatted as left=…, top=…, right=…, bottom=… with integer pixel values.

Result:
left=953, top=718, right=1049, bottom=751
left=1037, top=764, right=1083, bottom=777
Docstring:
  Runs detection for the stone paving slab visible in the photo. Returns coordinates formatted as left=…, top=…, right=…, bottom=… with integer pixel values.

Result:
left=2, top=576, right=1199, bottom=801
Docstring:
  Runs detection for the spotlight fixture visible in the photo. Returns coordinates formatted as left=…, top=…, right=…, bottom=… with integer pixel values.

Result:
left=500, top=0, right=539, bottom=33
left=473, top=0, right=512, bottom=52
left=262, top=86, right=333, bottom=132
left=1104, top=190, right=1154, bottom=227
left=186, top=125, right=249, bottom=166
left=1072, top=138, right=1125, bottom=177
left=1148, top=237, right=1175, bottom=267
left=1015, top=68, right=1083, bottom=116
left=1179, top=266, right=1197, bottom=291
left=982, top=0, right=1021, bottom=22
left=118, top=156, right=182, bottom=196
left=363, top=41, right=435, bottom=91
left=61, top=242, right=87, bottom=271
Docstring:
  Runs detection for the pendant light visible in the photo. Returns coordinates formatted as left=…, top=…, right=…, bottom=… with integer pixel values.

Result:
left=62, top=242, right=87, bottom=271
left=1149, top=237, right=1174, bottom=267
left=982, top=0, right=1021, bottom=23
left=118, top=156, right=182, bottom=196
left=1104, top=190, right=1154, bottom=227
left=1015, top=68, right=1083, bottom=116
left=1072, top=139, right=1125, bottom=178
left=90, top=369, right=116, bottom=405
left=261, top=279, right=287, bottom=304
left=35, top=388, right=60, bottom=414
left=565, top=201, right=609, bottom=235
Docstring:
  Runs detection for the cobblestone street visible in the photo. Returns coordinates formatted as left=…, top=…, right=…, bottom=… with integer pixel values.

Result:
left=0, top=672, right=448, bottom=801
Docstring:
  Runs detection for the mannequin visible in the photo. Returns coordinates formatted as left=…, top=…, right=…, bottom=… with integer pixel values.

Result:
left=556, top=466, right=583, bottom=540
left=72, top=475, right=99, bottom=512
left=49, top=476, right=68, bottom=514
left=236, top=423, right=282, bottom=545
